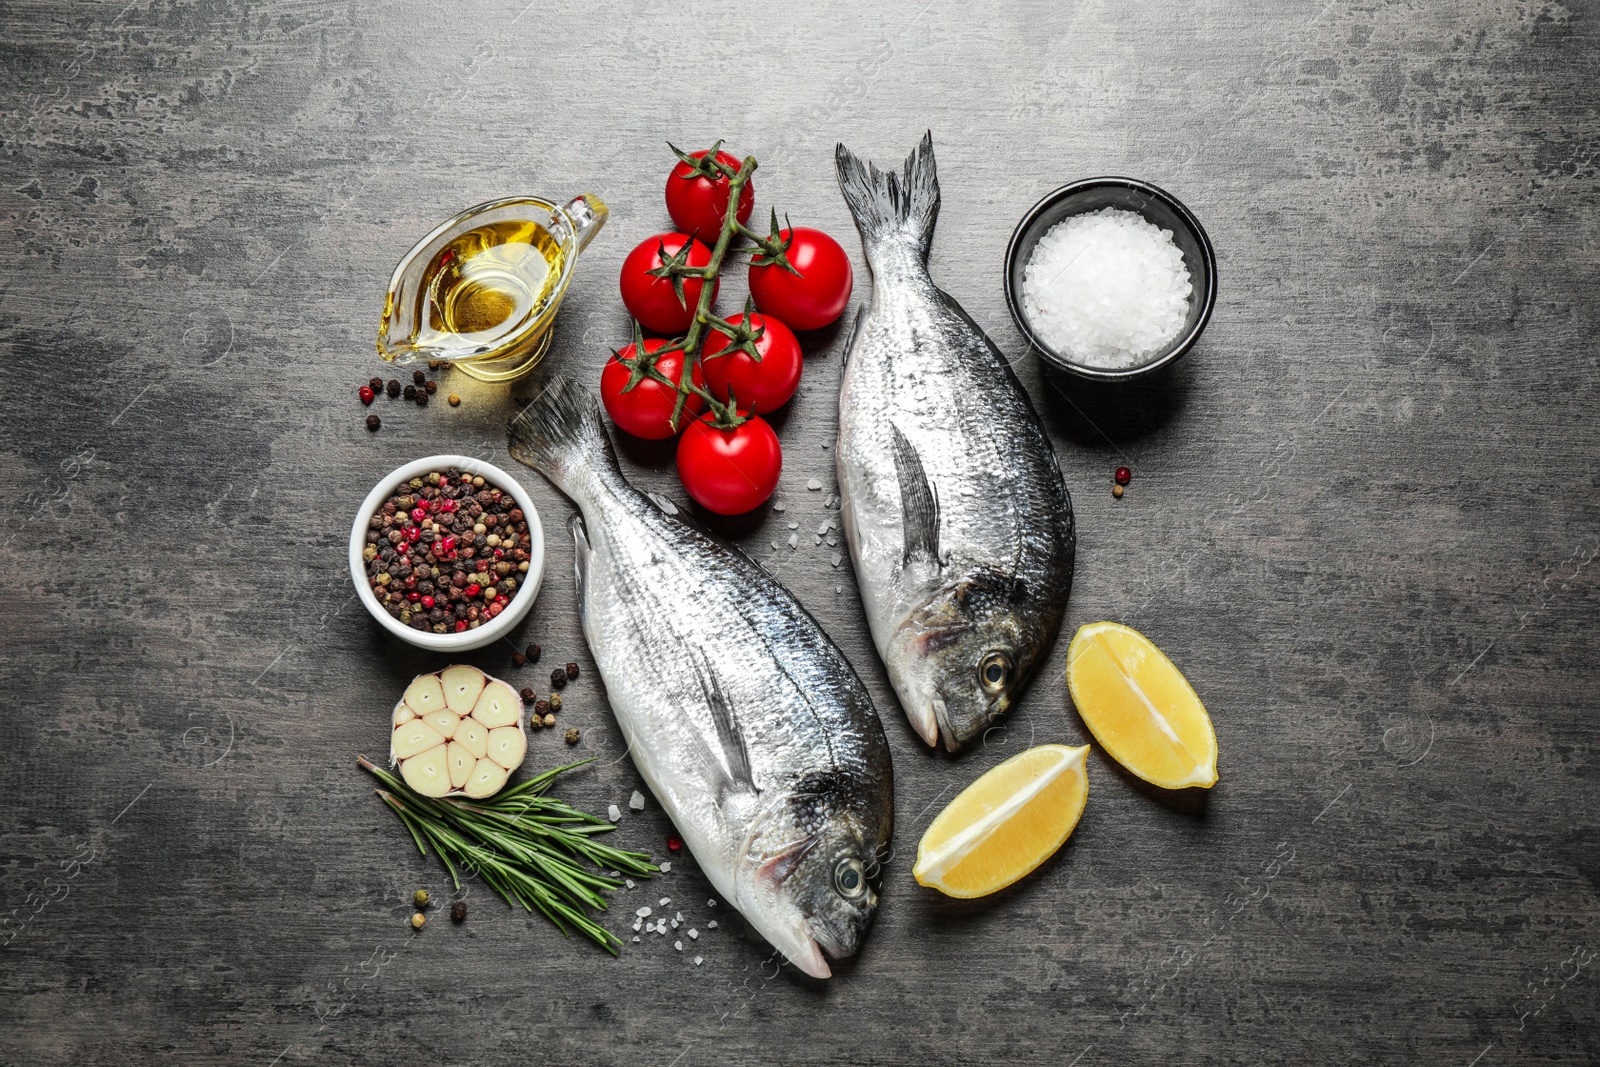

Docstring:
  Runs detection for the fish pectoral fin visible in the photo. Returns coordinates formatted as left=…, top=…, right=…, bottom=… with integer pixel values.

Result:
left=694, top=655, right=757, bottom=803
left=889, top=423, right=941, bottom=568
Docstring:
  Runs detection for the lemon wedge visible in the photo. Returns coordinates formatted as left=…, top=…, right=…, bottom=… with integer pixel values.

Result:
left=913, top=744, right=1089, bottom=899
left=1066, top=621, right=1218, bottom=790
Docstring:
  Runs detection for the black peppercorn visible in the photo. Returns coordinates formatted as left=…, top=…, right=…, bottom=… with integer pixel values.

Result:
left=451, top=902, right=466, bottom=923
left=369, top=376, right=383, bottom=392
left=366, top=414, right=381, bottom=432
left=415, top=390, right=428, bottom=407
left=534, top=699, right=550, bottom=715
left=512, top=651, right=525, bottom=666
left=386, top=379, right=401, bottom=398
left=519, top=687, right=537, bottom=703
left=565, top=662, right=580, bottom=680
left=425, top=380, right=438, bottom=394
left=403, top=384, right=416, bottom=400
left=550, top=668, right=567, bottom=689
left=526, top=643, right=541, bottom=663
left=412, top=369, right=426, bottom=385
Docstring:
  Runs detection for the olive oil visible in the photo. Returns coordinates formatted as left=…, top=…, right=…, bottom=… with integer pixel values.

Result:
left=414, top=218, right=565, bottom=350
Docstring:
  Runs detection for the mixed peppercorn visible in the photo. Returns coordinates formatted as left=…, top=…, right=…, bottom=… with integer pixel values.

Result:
left=361, top=368, right=453, bottom=431
left=362, top=468, right=532, bottom=633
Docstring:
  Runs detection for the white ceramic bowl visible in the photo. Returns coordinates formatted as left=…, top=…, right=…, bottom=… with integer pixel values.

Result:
left=349, top=454, right=545, bottom=651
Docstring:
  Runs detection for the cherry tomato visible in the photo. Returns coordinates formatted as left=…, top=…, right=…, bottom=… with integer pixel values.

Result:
left=665, top=149, right=753, bottom=243
left=748, top=227, right=853, bottom=331
left=676, top=413, right=782, bottom=515
left=701, top=313, right=802, bottom=414
left=620, top=233, right=718, bottom=335
left=600, top=338, right=705, bottom=440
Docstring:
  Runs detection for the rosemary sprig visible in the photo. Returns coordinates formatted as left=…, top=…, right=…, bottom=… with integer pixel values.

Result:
left=358, top=756, right=656, bottom=952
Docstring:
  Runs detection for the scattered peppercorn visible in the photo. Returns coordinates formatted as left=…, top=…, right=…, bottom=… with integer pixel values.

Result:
left=412, top=370, right=426, bottom=385
left=1114, top=466, right=1132, bottom=486
left=541, top=713, right=556, bottom=727
left=565, top=662, right=580, bottom=680
left=534, top=699, right=550, bottom=716
left=369, top=376, right=384, bottom=392
left=564, top=727, right=580, bottom=744
left=448, top=393, right=461, bottom=407
left=359, top=385, right=375, bottom=405
left=366, top=414, right=381, bottom=432
left=415, top=390, right=429, bottom=407
left=519, top=687, right=537, bottom=703
left=550, top=668, right=567, bottom=689
left=403, top=384, right=417, bottom=400
left=410, top=912, right=426, bottom=929
left=548, top=692, right=562, bottom=712
left=413, top=889, right=430, bottom=908
left=1112, top=484, right=1124, bottom=498
left=526, top=643, right=541, bottom=663
left=425, top=380, right=438, bottom=394
left=451, top=902, right=466, bottom=923
left=667, top=834, right=683, bottom=853
left=512, top=651, right=526, bottom=666
left=387, top=379, right=402, bottom=398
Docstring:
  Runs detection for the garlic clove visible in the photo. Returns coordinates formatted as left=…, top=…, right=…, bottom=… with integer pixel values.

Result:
left=486, top=725, right=527, bottom=770
left=404, top=674, right=447, bottom=715
left=446, top=741, right=475, bottom=790
left=440, top=664, right=488, bottom=713
left=401, top=743, right=452, bottom=797
left=463, top=757, right=509, bottom=799
left=391, top=720, right=447, bottom=760
left=421, top=709, right=460, bottom=740
left=471, top=680, right=521, bottom=729
left=454, top=716, right=489, bottom=758
left=393, top=702, right=416, bottom=727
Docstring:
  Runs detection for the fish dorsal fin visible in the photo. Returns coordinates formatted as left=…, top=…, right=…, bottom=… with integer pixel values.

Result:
left=694, top=656, right=757, bottom=802
left=889, top=423, right=940, bottom=567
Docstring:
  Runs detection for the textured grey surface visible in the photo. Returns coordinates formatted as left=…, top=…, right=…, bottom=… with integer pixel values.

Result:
left=2, top=1, right=1597, bottom=1064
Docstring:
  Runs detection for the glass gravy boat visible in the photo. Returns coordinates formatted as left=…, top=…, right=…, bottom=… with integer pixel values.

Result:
left=377, top=194, right=607, bottom=382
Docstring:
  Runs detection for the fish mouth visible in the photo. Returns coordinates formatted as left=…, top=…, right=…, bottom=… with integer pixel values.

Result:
left=931, top=693, right=959, bottom=752
left=769, top=918, right=832, bottom=979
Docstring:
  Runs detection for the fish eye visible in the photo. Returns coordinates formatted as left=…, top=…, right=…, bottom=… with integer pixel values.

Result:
left=979, top=651, right=1011, bottom=693
left=834, top=858, right=867, bottom=899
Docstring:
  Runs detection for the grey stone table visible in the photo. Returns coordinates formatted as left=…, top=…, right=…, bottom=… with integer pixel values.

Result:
left=2, top=2, right=1596, bottom=1064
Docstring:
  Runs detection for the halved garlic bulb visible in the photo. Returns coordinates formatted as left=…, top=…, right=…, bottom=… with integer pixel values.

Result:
left=389, top=665, right=526, bottom=798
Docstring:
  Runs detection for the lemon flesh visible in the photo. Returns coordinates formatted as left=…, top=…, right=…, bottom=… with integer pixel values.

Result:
left=913, top=744, right=1090, bottom=899
left=1066, top=621, right=1218, bottom=790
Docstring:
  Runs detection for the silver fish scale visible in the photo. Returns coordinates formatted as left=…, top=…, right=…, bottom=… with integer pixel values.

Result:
left=572, top=474, right=890, bottom=886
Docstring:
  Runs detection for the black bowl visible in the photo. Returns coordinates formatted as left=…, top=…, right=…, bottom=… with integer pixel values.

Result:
left=1003, top=177, right=1216, bottom=381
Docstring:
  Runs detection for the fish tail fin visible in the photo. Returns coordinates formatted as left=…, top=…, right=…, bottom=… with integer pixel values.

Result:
left=507, top=377, right=617, bottom=501
left=834, top=130, right=940, bottom=262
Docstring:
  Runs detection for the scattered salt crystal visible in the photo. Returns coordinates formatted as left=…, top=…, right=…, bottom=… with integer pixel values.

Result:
left=629, top=790, right=645, bottom=811
left=787, top=521, right=799, bottom=530
left=826, top=536, right=837, bottom=547
left=632, top=919, right=642, bottom=931
left=674, top=940, right=683, bottom=951
left=821, top=442, right=829, bottom=450
left=632, top=936, right=641, bottom=943
left=636, top=906, right=653, bottom=918
left=1020, top=206, right=1192, bottom=369
left=688, top=928, right=699, bottom=940
left=807, top=479, right=823, bottom=491
left=816, top=521, right=829, bottom=535
left=770, top=541, right=781, bottom=552
left=707, top=920, right=718, bottom=929
left=657, top=924, right=668, bottom=936
left=707, top=898, right=716, bottom=907
left=830, top=552, right=842, bottom=567
left=694, top=956, right=703, bottom=965
left=625, top=879, right=635, bottom=889
left=815, top=535, right=823, bottom=545
left=835, top=586, right=843, bottom=594
left=659, top=862, right=671, bottom=873
left=772, top=502, right=786, bottom=513
left=787, top=533, right=798, bottom=549
left=671, top=918, right=680, bottom=929
left=674, top=911, right=683, bottom=923
left=607, top=804, right=621, bottom=822
left=659, top=897, right=670, bottom=906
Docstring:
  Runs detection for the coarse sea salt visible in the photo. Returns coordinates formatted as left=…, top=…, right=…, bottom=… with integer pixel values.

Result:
left=1021, top=207, right=1192, bottom=369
